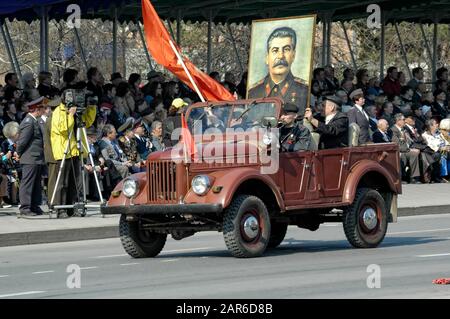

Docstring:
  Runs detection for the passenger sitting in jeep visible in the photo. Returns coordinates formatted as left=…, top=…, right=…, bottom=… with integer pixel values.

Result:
left=279, top=103, right=312, bottom=152
left=304, top=95, right=349, bottom=149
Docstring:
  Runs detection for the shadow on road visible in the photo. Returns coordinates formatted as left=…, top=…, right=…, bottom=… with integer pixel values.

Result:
left=157, top=236, right=446, bottom=259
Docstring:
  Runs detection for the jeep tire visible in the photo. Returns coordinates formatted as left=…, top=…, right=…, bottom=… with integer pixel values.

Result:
left=223, top=195, right=271, bottom=258
left=343, top=188, right=388, bottom=248
left=119, top=214, right=167, bottom=258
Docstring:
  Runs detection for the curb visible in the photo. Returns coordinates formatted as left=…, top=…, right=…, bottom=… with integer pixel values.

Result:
left=0, top=206, right=449, bottom=247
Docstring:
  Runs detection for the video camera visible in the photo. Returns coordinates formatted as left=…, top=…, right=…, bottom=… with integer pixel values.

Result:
left=62, top=89, right=98, bottom=117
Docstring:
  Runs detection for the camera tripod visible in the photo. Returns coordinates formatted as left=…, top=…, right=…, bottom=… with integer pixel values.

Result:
left=49, top=116, right=105, bottom=218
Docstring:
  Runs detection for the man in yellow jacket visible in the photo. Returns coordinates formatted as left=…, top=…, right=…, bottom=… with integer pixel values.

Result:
left=50, top=100, right=96, bottom=218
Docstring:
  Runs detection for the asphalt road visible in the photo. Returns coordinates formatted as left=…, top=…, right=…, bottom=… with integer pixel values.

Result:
left=1, top=213, right=450, bottom=299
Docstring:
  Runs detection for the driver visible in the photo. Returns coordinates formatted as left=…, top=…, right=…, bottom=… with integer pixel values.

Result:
left=279, top=103, right=312, bottom=152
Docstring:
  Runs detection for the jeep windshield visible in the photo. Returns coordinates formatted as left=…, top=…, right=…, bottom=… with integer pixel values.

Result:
left=187, top=102, right=277, bottom=135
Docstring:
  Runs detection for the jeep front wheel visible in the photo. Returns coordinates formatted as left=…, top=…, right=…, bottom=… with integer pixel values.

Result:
left=343, top=188, right=388, bottom=248
left=223, top=195, right=271, bottom=258
left=119, top=214, right=167, bottom=258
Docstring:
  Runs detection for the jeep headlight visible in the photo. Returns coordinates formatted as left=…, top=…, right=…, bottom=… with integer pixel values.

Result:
left=191, top=175, right=211, bottom=196
left=122, top=179, right=139, bottom=198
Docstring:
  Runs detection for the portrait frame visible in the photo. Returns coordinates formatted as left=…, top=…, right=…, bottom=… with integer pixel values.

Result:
left=246, top=15, right=317, bottom=112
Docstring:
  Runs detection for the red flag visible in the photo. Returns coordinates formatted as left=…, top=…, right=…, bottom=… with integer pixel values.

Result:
left=141, top=0, right=235, bottom=102
left=180, top=113, right=197, bottom=162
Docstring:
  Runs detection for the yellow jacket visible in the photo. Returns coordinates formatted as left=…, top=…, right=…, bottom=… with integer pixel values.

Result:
left=50, top=103, right=97, bottom=160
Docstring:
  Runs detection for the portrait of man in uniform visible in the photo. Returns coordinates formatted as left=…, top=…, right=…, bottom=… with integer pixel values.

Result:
left=247, top=16, right=316, bottom=118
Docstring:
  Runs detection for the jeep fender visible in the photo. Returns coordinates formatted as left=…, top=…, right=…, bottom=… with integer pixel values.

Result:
left=342, top=159, right=400, bottom=204
left=184, top=167, right=285, bottom=211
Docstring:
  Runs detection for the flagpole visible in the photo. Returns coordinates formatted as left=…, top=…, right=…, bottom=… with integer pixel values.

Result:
left=168, top=39, right=206, bottom=103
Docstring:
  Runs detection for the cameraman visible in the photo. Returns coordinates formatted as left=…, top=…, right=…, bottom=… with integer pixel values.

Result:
left=50, top=91, right=96, bottom=218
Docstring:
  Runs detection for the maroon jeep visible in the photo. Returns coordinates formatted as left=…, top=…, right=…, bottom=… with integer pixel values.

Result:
left=101, top=97, right=401, bottom=258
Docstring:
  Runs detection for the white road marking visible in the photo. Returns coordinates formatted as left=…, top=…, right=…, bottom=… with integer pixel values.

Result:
left=161, top=247, right=213, bottom=254
left=0, top=275, right=9, bottom=278
left=388, top=228, right=450, bottom=235
left=32, top=271, right=55, bottom=274
left=80, top=266, right=98, bottom=270
left=92, top=254, right=127, bottom=259
left=323, top=224, right=339, bottom=227
left=161, top=259, right=178, bottom=263
left=416, top=253, right=450, bottom=258
left=0, top=291, right=46, bottom=298
left=120, top=263, right=140, bottom=266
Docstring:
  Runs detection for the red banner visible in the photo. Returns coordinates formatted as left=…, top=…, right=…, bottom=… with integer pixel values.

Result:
left=141, top=0, right=235, bottom=102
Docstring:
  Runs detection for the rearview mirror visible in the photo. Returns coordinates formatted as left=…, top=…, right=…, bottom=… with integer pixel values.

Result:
left=262, top=116, right=277, bottom=128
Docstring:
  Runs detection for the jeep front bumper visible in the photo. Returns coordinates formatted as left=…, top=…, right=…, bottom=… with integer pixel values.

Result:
left=101, top=203, right=223, bottom=215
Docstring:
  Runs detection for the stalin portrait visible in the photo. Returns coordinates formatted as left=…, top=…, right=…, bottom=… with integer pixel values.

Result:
left=248, top=26, right=309, bottom=118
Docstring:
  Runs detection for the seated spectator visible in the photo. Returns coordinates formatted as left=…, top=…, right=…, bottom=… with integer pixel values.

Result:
left=398, top=71, right=406, bottom=88
left=310, top=80, right=322, bottom=109
left=411, top=105, right=426, bottom=135
left=422, top=119, right=450, bottom=183
left=0, top=121, right=20, bottom=207
left=324, top=65, right=339, bottom=93
left=340, top=79, right=354, bottom=97
left=3, top=101, right=20, bottom=124
left=355, top=68, right=369, bottom=94
left=435, top=79, right=448, bottom=94
left=163, top=81, right=180, bottom=109
left=343, top=68, right=355, bottom=83
left=118, top=125, right=145, bottom=173
left=380, top=101, right=395, bottom=128
left=110, top=72, right=123, bottom=87
left=97, top=84, right=116, bottom=132
left=150, top=121, right=166, bottom=152
left=391, top=113, right=421, bottom=184
left=436, top=67, right=448, bottom=84
left=37, top=71, right=60, bottom=98
left=367, top=77, right=383, bottom=96
left=407, top=67, right=424, bottom=91
left=365, top=105, right=378, bottom=133
left=390, top=95, right=404, bottom=115
left=313, top=68, right=333, bottom=96
left=99, top=124, right=131, bottom=179
left=60, top=68, right=79, bottom=92
left=400, top=86, right=414, bottom=114
left=421, top=105, right=433, bottom=123
left=432, top=89, right=448, bottom=120
left=128, top=73, right=145, bottom=114
left=22, top=73, right=40, bottom=102
left=372, top=119, right=392, bottom=143
left=304, top=95, right=348, bottom=149
left=374, top=95, right=387, bottom=116
left=86, top=67, right=104, bottom=102
left=413, top=82, right=427, bottom=106
left=336, top=89, right=352, bottom=113
left=381, top=66, right=401, bottom=99
left=114, top=82, right=134, bottom=118
left=437, top=119, right=450, bottom=181
left=3, top=73, right=19, bottom=100
left=404, top=115, right=440, bottom=183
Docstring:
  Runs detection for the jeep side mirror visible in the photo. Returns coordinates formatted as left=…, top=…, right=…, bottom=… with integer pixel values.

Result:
left=262, top=116, right=277, bottom=128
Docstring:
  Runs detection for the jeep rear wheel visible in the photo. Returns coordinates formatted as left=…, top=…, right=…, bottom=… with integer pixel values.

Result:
left=268, top=221, right=288, bottom=248
left=119, top=214, right=167, bottom=258
left=223, top=195, right=270, bottom=258
left=343, top=188, right=388, bottom=248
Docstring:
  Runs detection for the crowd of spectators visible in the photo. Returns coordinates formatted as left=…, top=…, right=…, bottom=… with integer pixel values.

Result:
left=0, top=64, right=448, bottom=208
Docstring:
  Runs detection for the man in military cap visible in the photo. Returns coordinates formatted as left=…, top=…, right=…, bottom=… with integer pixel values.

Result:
left=279, top=103, right=312, bottom=152
left=16, top=97, right=46, bottom=217
left=248, top=26, right=309, bottom=118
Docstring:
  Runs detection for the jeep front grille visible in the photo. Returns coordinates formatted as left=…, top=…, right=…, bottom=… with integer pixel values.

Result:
left=148, top=160, right=178, bottom=203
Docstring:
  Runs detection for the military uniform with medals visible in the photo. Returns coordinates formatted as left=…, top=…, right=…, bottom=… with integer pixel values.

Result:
left=279, top=103, right=312, bottom=152
left=248, top=72, right=309, bottom=118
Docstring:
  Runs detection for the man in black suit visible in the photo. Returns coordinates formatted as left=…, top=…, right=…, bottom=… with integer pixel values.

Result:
left=304, top=95, right=348, bottom=149
left=391, top=113, right=421, bottom=184
left=372, top=119, right=392, bottom=143
left=347, top=88, right=372, bottom=144
left=16, top=97, right=46, bottom=216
